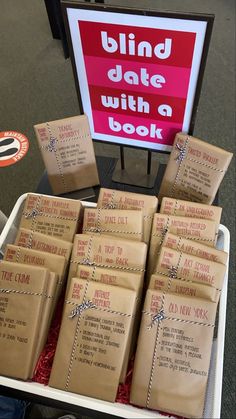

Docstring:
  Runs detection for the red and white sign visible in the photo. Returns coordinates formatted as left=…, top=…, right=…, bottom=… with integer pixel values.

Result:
left=0, top=131, right=29, bottom=167
left=66, top=7, right=209, bottom=151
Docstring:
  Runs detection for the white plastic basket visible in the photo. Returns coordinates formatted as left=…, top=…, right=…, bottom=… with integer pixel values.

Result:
left=0, top=193, right=230, bottom=419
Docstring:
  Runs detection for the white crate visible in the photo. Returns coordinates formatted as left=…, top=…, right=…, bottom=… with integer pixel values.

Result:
left=0, top=193, right=230, bottom=418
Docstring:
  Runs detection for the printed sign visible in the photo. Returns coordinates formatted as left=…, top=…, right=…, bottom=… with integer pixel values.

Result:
left=64, top=5, right=213, bottom=151
left=0, top=131, right=29, bottom=167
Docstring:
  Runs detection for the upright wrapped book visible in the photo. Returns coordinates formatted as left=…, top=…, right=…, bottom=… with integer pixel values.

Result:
left=82, top=208, right=144, bottom=241
left=0, top=261, right=51, bottom=380
left=97, top=188, right=158, bottom=243
left=159, top=133, right=233, bottom=204
left=160, top=197, right=222, bottom=225
left=18, top=193, right=82, bottom=242
left=67, top=234, right=147, bottom=287
left=34, top=114, right=99, bottom=194
left=130, top=289, right=218, bottom=418
left=49, top=277, right=137, bottom=401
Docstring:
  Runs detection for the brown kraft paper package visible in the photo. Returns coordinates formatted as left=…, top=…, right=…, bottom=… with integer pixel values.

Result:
left=15, top=228, right=72, bottom=262
left=154, top=246, right=226, bottom=293
left=130, top=289, right=217, bottom=418
left=97, top=188, right=158, bottom=243
left=0, top=261, right=50, bottom=380
left=76, top=264, right=144, bottom=383
left=34, top=114, right=99, bottom=195
left=4, top=244, right=67, bottom=298
left=77, top=265, right=143, bottom=292
left=82, top=208, right=144, bottom=241
left=67, top=235, right=147, bottom=382
left=160, top=197, right=222, bottom=226
left=149, top=273, right=218, bottom=302
left=147, top=214, right=218, bottom=278
left=68, top=234, right=147, bottom=289
left=19, top=193, right=82, bottom=242
left=158, top=132, right=233, bottom=204
left=162, top=232, right=228, bottom=265
left=49, top=277, right=137, bottom=402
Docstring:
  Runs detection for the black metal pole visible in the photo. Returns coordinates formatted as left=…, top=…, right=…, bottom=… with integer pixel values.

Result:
left=120, top=146, right=125, bottom=170
left=147, top=150, right=152, bottom=175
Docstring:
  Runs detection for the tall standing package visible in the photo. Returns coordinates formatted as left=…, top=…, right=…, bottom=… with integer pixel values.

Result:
left=158, top=133, right=233, bottom=204
left=97, top=188, right=158, bottom=243
left=49, top=277, right=137, bottom=401
left=18, top=193, right=82, bottom=242
left=82, top=208, right=144, bottom=241
left=34, top=114, right=99, bottom=194
left=130, top=289, right=218, bottom=418
left=160, top=197, right=222, bottom=225
left=0, top=261, right=50, bottom=380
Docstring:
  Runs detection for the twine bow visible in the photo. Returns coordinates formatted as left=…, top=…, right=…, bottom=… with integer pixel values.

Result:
left=161, top=227, right=168, bottom=239
left=24, top=208, right=42, bottom=219
left=175, top=143, right=187, bottom=163
left=46, top=137, right=57, bottom=152
left=80, top=258, right=95, bottom=266
left=148, top=309, right=165, bottom=329
left=69, top=300, right=95, bottom=319
left=168, top=265, right=178, bottom=279
left=104, top=202, right=117, bottom=209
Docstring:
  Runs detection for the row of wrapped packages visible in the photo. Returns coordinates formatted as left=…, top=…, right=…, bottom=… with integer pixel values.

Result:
left=0, top=189, right=228, bottom=418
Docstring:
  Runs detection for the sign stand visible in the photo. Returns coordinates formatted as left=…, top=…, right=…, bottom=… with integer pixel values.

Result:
left=62, top=2, right=214, bottom=189
left=112, top=146, right=159, bottom=188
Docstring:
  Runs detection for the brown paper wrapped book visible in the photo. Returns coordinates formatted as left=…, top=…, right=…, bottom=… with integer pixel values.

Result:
left=0, top=261, right=50, bottom=380
left=97, top=188, right=158, bottom=243
left=160, top=197, right=222, bottom=226
left=68, top=234, right=147, bottom=288
left=34, top=114, right=99, bottom=195
left=77, top=265, right=143, bottom=292
left=159, top=133, right=233, bottom=204
left=147, top=213, right=218, bottom=278
left=149, top=273, right=218, bottom=302
left=15, top=228, right=72, bottom=262
left=130, top=289, right=217, bottom=418
left=19, top=193, right=82, bottom=242
left=4, top=244, right=67, bottom=297
left=154, top=246, right=226, bottom=292
left=76, top=264, right=144, bottom=383
left=82, top=208, right=144, bottom=241
left=162, top=232, right=228, bottom=265
left=49, top=277, right=137, bottom=402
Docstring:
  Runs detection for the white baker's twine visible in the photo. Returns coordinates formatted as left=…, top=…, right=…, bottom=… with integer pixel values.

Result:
left=0, top=288, right=53, bottom=299
left=83, top=227, right=142, bottom=236
left=44, top=122, right=68, bottom=192
left=145, top=251, right=183, bottom=407
left=170, top=138, right=189, bottom=198
left=68, top=300, right=95, bottom=318
left=71, top=258, right=145, bottom=273
left=170, top=136, right=225, bottom=198
left=0, top=288, right=44, bottom=297
left=143, top=309, right=214, bottom=329
left=67, top=299, right=133, bottom=319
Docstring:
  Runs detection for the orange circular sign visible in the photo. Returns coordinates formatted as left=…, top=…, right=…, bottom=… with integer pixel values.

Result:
left=0, top=131, right=29, bottom=167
